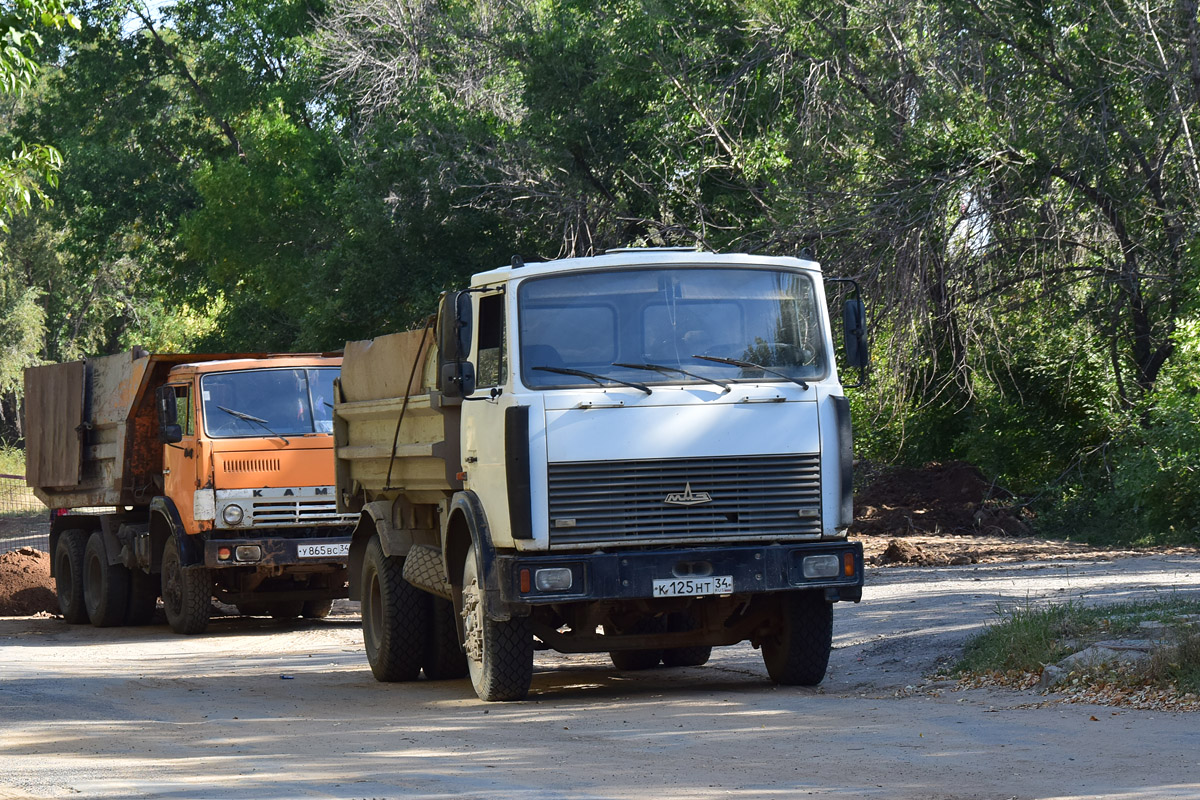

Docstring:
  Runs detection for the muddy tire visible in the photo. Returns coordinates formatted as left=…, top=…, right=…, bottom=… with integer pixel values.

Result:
left=83, top=533, right=130, bottom=628
left=54, top=529, right=89, bottom=624
left=423, top=596, right=468, bottom=680
left=662, top=611, right=712, bottom=668
left=161, top=536, right=211, bottom=635
left=606, top=615, right=667, bottom=671
left=761, top=590, right=833, bottom=686
left=124, top=567, right=158, bottom=626
left=301, top=599, right=335, bottom=619
left=361, top=535, right=428, bottom=682
left=461, top=543, right=532, bottom=701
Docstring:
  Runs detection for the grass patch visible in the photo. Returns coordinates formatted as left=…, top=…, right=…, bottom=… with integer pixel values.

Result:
left=956, top=598, right=1200, bottom=696
left=0, top=444, right=24, bottom=477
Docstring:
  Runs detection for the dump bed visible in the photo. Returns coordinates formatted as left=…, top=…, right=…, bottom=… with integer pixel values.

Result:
left=24, top=350, right=281, bottom=509
left=334, top=329, right=462, bottom=510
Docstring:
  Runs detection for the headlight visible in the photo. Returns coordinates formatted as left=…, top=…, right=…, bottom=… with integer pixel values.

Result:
left=801, top=554, right=840, bottom=579
left=534, top=567, right=574, bottom=592
left=222, top=504, right=245, bottom=526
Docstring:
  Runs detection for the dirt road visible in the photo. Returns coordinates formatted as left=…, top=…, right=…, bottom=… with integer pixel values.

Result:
left=2, top=553, right=1198, bottom=800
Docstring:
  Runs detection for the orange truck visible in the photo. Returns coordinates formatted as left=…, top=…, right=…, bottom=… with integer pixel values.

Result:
left=24, top=350, right=355, bottom=634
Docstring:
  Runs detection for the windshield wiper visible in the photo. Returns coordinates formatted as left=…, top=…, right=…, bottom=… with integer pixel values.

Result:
left=612, top=362, right=730, bottom=392
left=216, top=405, right=291, bottom=445
left=532, top=366, right=652, bottom=395
left=691, top=356, right=810, bottom=390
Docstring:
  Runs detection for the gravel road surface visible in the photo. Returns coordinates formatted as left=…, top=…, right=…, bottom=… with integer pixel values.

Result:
left=2, top=553, right=1198, bottom=800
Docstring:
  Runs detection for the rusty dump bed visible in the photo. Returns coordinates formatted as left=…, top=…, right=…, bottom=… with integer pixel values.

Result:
left=334, top=329, right=461, bottom=510
left=24, top=350, right=330, bottom=510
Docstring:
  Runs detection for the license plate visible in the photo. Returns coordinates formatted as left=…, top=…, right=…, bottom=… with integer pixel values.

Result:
left=297, top=542, right=350, bottom=559
left=652, top=575, right=734, bottom=598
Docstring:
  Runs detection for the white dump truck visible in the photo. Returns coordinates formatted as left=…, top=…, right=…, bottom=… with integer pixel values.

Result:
left=334, top=248, right=867, bottom=700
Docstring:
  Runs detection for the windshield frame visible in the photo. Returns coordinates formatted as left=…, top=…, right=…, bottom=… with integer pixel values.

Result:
left=199, top=366, right=339, bottom=439
left=514, top=265, right=830, bottom=391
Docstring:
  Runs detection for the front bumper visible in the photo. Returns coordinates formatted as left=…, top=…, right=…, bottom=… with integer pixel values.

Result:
left=495, top=541, right=863, bottom=606
left=203, top=536, right=351, bottom=569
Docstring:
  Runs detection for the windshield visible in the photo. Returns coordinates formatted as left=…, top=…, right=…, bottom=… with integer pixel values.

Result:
left=517, top=267, right=827, bottom=389
left=201, top=367, right=339, bottom=438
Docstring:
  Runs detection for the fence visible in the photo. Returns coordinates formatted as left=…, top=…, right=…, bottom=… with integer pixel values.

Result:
left=0, top=473, right=49, bottom=553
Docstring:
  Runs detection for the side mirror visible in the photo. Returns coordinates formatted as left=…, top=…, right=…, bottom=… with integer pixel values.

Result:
left=156, top=386, right=184, bottom=444
left=843, top=299, right=868, bottom=369
left=438, top=291, right=475, bottom=397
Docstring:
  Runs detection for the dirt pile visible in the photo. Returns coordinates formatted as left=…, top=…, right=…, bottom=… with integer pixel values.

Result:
left=877, top=538, right=979, bottom=566
left=0, top=547, right=58, bottom=616
left=852, top=460, right=1031, bottom=539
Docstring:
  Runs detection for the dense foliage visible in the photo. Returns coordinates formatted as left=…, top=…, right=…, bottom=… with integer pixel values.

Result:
left=0, top=0, right=1197, bottom=543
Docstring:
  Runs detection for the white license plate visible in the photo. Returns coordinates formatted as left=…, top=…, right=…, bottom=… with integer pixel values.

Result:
left=297, top=542, right=350, bottom=559
left=652, top=575, right=734, bottom=598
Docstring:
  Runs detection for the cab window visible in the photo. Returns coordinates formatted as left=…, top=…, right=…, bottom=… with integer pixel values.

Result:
left=476, top=293, right=507, bottom=387
left=171, top=385, right=194, bottom=436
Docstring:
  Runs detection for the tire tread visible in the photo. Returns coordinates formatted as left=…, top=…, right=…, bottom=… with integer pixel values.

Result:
left=761, top=590, right=833, bottom=686
left=362, top=537, right=428, bottom=682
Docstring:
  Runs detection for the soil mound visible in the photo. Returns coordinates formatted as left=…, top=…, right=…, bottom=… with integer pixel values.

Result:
left=852, top=460, right=1030, bottom=539
left=0, top=547, right=58, bottom=616
left=877, top=537, right=977, bottom=566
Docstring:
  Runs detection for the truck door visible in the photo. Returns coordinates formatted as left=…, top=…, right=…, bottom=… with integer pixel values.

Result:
left=459, top=289, right=521, bottom=544
left=162, top=382, right=200, bottom=534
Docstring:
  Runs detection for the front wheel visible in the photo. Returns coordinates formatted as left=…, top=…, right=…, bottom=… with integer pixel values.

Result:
left=761, top=590, right=833, bottom=686
left=461, top=543, right=533, bottom=701
left=360, top=535, right=428, bottom=682
left=54, top=529, right=89, bottom=624
left=83, top=533, right=130, bottom=628
left=161, top=536, right=211, bottom=635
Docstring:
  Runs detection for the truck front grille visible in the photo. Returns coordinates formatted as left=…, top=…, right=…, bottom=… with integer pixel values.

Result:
left=250, top=497, right=356, bottom=527
left=547, top=454, right=822, bottom=549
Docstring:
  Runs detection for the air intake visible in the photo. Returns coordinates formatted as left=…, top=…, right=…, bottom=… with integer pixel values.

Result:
left=223, top=458, right=282, bottom=473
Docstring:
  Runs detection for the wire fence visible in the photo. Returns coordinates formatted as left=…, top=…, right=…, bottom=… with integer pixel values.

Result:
left=0, top=473, right=49, bottom=554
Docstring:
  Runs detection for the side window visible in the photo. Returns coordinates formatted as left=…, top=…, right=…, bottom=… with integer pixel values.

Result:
left=173, top=385, right=194, bottom=436
left=476, top=292, right=507, bottom=387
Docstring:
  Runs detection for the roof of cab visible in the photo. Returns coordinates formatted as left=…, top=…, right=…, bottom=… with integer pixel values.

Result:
left=167, top=354, right=342, bottom=375
left=469, top=248, right=822, bottom=287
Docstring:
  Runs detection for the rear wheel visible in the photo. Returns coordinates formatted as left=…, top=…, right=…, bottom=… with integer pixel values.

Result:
left=607, top=615, right=667, bottom=671
left=54, top=529, right=88, bottom=624
left=361, top=535, right=428, bottom=681
left=302, top=599, right=335, bottom=619
left=662, top=611, right=712, bottom=668
left=422, top=596, right=468, bottom=680
left=161, top=536, right=211, bottom=635
left=83, top=533, right=130, bottom=628
left=269, top=601, right=305, bottom=620
left=461, top=543, right=533, bottom=701
left=761, top=590, right=833, bottom=686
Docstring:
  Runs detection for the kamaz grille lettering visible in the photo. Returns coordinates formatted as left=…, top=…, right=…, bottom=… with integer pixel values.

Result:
left=547, top=454, right=822, bottom=549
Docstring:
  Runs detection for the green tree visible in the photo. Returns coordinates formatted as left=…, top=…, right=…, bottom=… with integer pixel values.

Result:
left=0, top=0, right=78, bottom=228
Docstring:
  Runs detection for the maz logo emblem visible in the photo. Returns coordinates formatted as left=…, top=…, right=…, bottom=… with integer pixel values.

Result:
left=664, top=483, right=713, bottom=506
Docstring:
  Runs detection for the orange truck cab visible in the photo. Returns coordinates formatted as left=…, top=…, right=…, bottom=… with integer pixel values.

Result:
left=25, top=351, right=355, bottom=635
